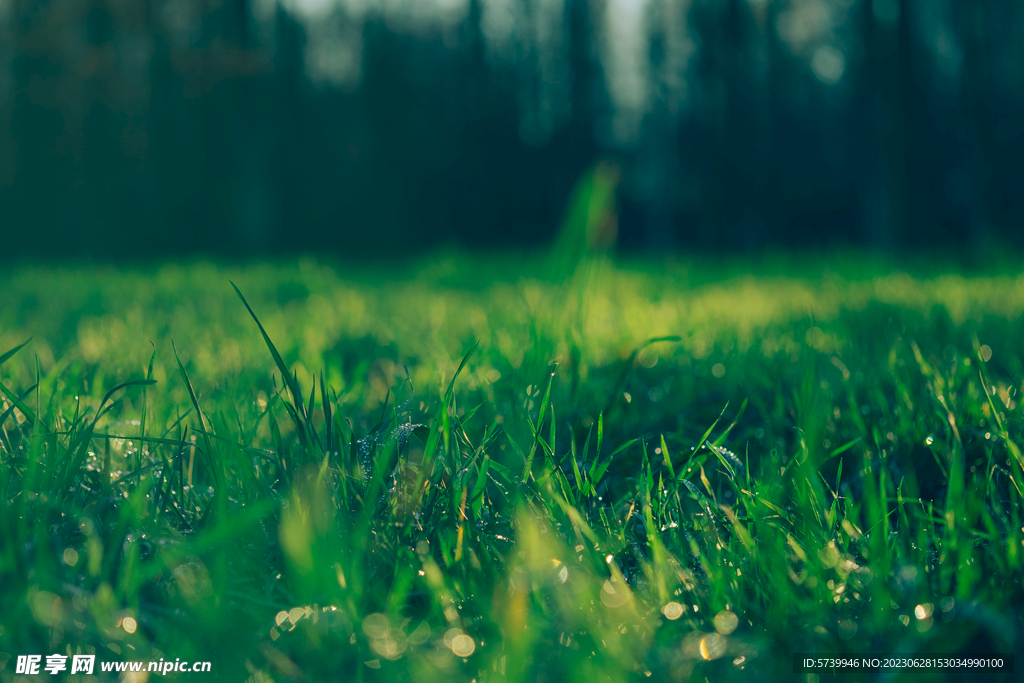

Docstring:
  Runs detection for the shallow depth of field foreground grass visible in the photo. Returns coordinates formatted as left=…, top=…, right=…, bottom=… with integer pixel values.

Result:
left=2, top=255, right=1024, bottom=682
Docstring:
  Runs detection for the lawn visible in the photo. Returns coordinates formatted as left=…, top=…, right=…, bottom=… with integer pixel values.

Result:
left=1, top=254, right=1022, bottom=682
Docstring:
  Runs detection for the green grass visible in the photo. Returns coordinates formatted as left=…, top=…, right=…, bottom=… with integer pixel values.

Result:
left=2, top=254, right=1023, bottom=682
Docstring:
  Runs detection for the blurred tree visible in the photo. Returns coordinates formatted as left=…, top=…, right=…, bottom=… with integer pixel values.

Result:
left=1, top=0, right=1022, bottom=260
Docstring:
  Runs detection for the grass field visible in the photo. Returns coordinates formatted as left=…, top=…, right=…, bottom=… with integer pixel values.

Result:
left=2, top=254, right=1023, bottom=682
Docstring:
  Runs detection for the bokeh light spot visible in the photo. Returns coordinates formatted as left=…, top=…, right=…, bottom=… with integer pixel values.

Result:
left=363, top=613, right=390, bottom=639
left=662, top=602, right=685, bottom=620
left=714, top=610, right=738, bottom=634
left=451, top=634, right=476, bottom=657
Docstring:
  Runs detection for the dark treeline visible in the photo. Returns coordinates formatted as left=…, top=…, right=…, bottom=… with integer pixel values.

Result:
left=0, top=0, right=1021, bottom=259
